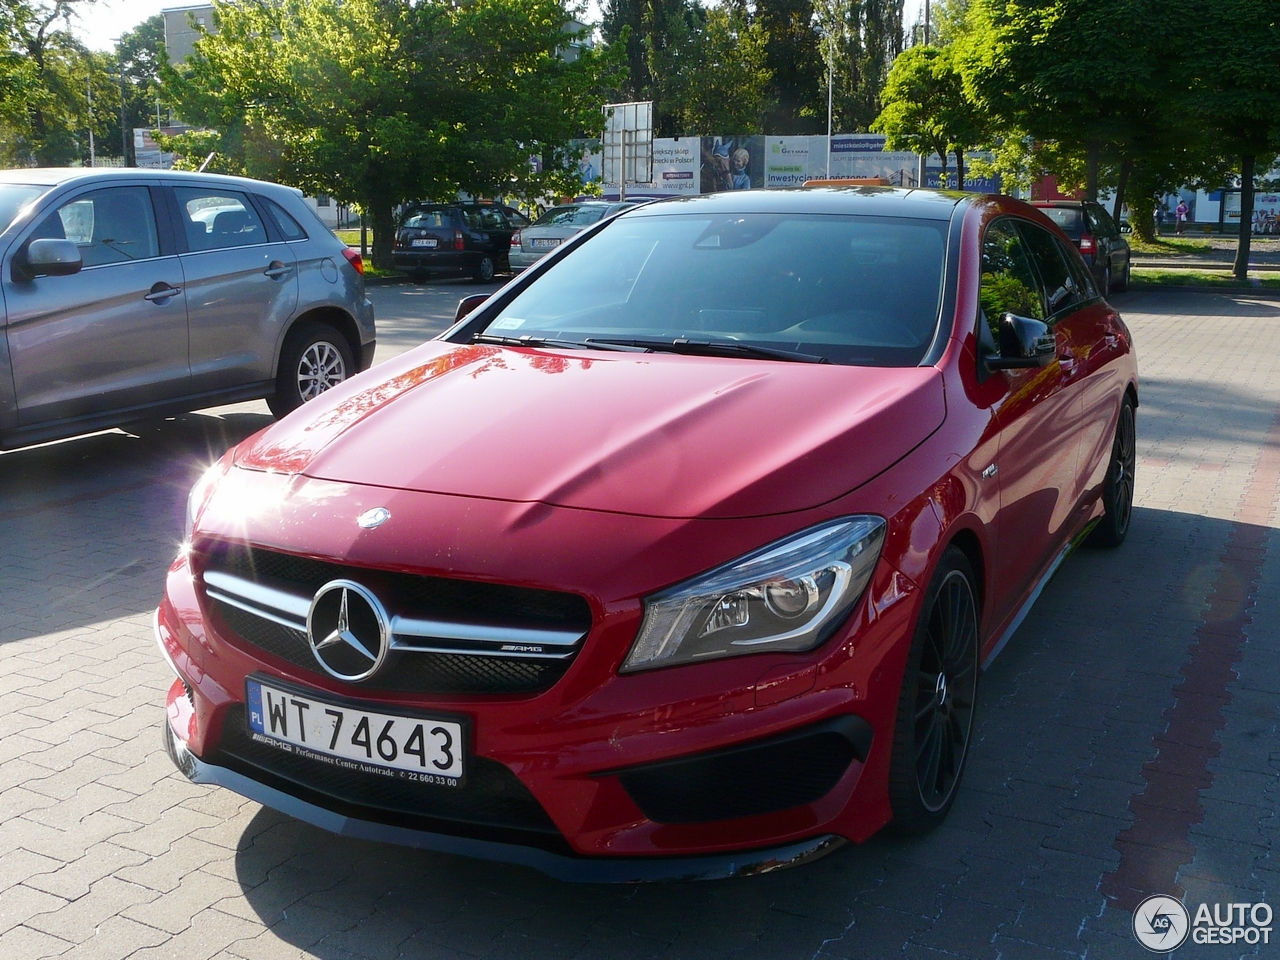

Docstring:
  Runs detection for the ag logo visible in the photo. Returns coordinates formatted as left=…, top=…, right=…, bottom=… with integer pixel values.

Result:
left=1133, top=895, right=1190, bottom=952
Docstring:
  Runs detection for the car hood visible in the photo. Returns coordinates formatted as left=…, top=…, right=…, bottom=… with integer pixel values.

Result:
left=235, top=342, right=945, bottom=519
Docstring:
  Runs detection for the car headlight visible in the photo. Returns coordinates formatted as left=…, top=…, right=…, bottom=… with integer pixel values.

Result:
left=184, top=460, right=229, bottom=542
left=620, top=516, right=887, bottom=673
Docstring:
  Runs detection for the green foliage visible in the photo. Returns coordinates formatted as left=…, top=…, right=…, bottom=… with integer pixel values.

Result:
left=873, top=44, right=985, bottom=184
left=0, top=0, right=120, bottom=166
left=756, top=0, right=825, bottom=133
left=816, top=0, right=905, bottom=134
left=165, top=0, right=623, bottom=268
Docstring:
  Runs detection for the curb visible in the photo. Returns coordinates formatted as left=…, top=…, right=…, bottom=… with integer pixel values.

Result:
left=1125, top=283, right=1280, bottom=300
left=364, top=273, right=414, bottom=287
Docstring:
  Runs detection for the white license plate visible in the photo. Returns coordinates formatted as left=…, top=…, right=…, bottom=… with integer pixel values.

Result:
left=411, top=238, right=438, bottom=248
left=530, top=238, right=561, bottom=249
left=245, top=678, right=464, bottom=785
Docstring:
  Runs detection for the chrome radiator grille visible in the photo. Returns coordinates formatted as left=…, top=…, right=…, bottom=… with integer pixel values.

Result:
left=198, top=543, right=593, bottom=695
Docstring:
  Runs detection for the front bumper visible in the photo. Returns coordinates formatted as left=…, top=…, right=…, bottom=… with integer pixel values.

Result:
left=157, top=477, right=920, bottom=870
left=161, top=704, right=844, bottom=882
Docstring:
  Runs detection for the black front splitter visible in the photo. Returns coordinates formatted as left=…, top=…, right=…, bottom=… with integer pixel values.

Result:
left=163, top=717, right=847, bottom=883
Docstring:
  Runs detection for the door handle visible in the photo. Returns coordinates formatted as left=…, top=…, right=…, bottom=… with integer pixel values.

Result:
left=144, top=284, right=182, bottom=302
left=264, top=262, right=292, bottom=279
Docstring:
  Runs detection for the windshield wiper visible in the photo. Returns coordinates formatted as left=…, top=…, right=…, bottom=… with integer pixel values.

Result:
left=584, top=337, right=829, bottom=364
left=471, top=333, right=641, bottom=352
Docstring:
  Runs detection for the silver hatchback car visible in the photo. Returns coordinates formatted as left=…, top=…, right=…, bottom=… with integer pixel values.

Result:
left=0, top=168, right=375, bottom=450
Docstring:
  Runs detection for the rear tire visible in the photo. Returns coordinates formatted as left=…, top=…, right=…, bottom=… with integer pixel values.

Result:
left=472, top=255, right=496, bottom=283
left=267, top=322, right=354, bottom=419
left=1113, top=260, right=1131, bottom=292
left=1087, top=396, right=1136, bottom=547
left=1099, top=262, right=1111, bottom=298
left=888, top=546, right=980, bottom=836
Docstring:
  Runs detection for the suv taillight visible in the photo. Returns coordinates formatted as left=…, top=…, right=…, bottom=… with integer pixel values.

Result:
left=1079, top=234, right=1097, bottom=256
left=511, top=230, right=521, bottom=248
left=341, top=248, right=364, bottom=275
left=454, top=230, right=465, bottom=251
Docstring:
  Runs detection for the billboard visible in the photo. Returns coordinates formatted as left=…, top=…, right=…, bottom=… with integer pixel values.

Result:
left=700, top=136, right=765, bottom=192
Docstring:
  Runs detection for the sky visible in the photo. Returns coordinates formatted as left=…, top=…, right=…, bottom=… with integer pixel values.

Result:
left=72, top=0, right=930, bottom=54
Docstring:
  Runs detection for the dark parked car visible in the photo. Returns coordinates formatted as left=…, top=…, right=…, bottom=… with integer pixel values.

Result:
left=1031, top=200, right=1131, bottom=295
left=392, top=202, right=531, bottom=283
left=0, top=168, right=375, bottom=450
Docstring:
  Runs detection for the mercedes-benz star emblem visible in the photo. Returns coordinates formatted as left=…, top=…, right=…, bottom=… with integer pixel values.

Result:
left=306, top=580, right=390, bottom=682
left=356, top=507, right=391, bottom=529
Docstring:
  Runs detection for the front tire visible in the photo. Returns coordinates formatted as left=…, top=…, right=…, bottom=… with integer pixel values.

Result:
left=888, top=546, right=980, bottom=835
left=1087, top=396, right=1136, bottom=547
left=267, top=322, right=354, bottom=418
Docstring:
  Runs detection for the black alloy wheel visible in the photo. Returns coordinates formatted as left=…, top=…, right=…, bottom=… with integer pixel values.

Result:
left=1087, top=396, right=1136, bottom=547
left=473, top=255, right=496, bottom=283
left=888, top=546, right=980, bottom=834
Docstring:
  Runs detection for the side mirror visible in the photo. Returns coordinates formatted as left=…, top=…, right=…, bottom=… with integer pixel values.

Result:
left=986, top=313, right=1056, bottom=371
left=454, top=293, right=489, bottom=323
left=23, top=238, right=83, bottom=278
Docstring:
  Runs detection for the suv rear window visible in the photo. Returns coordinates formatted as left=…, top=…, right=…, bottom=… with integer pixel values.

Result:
left=404, top=209, right=451, bottom=229
left=1037, top=207, right=1083, bottom=235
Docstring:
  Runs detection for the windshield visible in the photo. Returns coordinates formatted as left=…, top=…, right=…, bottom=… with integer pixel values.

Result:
left=533, top=205, right=606, bottom=228
left=482, top=213, right=949, bottom=366
left=0, top=184, right=48, bottom=233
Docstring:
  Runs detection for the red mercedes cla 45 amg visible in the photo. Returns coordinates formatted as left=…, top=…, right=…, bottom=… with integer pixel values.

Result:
left=157, top=188, right=1137, bottom=881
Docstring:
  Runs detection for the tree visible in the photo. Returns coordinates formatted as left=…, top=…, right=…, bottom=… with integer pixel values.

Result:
left=662, top=1, right=772, bottom=134
left=756, top=0, right=825, bottom=133
left=0, top=0, right=103, bottom=166
left=817, top=0, right=904, bottom=134
left=167, top=0, right=621, bottom=269
left=1195, top=0, right=1280, bottom=278
left=114, top=13, right=166, bottom=165
left=958, top=0, right=1179, bottom=201
left=873, top=45, right=986, bottom=187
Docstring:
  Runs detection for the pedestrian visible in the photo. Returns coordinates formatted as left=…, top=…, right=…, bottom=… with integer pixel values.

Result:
left=1155, top=203, right=1165, bottom=234
left=1176, top=198, right=1188, bottom=235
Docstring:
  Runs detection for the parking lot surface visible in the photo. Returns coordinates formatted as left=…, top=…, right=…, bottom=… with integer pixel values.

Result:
left=0, top=287, right=1276, bottom=959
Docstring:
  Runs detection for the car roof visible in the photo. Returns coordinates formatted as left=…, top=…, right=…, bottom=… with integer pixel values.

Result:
left=0, top=167, right=305, bottom=197
left=1029, top=200, right=1090, bottom=207
left=627, top=186, right=965, bottom=221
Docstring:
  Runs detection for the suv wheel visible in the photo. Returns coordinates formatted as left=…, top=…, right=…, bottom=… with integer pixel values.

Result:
left=268, top=321, right=354, bottom=418
left=1113, top=260, right=1131, bottom=292
left=472, top=255, right=496, bottom=283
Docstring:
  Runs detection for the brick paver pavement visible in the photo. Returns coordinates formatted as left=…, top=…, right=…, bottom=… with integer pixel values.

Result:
left=0, top=288, right=1276, bottom=959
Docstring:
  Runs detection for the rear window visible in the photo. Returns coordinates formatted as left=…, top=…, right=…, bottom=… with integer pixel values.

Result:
left=483, top=212, right=949, bottom=367
left=532, top=205, right=607, bottom=227
left=404, top=209, right=451, bottom=229
left=1037, top=207, right=1083, bottom=234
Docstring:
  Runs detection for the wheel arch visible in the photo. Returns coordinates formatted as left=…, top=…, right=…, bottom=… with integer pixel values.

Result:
left=274, top=306, right=365, bottom=377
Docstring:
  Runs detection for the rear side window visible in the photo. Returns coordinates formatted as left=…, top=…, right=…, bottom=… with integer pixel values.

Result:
left=979, top=219, right=1044, bottom=339
left=1019, top=221, right=1082, bottom=317
left=404, top=209, right=451, bottom=229
left=533, top=205, right=606, bottom=227
left=175, top=188, right=267, bottom=251
left=462, top=207, right=508, bottom=231
left=262, top=198, right=307, bottom=241
left=31, top=186, right=160, bottom=267
left=1089, top=204, right=1119, bottom=237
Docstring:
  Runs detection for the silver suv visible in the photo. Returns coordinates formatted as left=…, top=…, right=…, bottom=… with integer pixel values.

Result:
left=0, top=168, right=375, bottom=450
